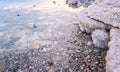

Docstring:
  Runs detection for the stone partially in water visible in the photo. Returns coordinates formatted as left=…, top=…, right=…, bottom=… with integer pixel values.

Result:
left=106, top=28, right=120, bottom=72
left=91, top=29, right=109, bottom=48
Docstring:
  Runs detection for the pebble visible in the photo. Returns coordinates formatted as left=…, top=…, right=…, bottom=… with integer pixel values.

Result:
left=87, top=41, right=93, bottom=46
left=17, top=14, right=20, bottom=16
left=48, top=67, right=54, bottom=72
left=33, top=24, right=37, bottom=28
left=53, top=1, right=56, bottom=3
left=17, top=69, right=23, bottom=72
left=47, top=61, right=54, bottom=66
left=33, top=5, right=36, bottom=7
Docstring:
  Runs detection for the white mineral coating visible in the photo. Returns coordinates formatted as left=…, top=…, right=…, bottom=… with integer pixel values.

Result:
left=106, top=28, right=120, bottom=72
left=91, top=29, right=109, bottom=48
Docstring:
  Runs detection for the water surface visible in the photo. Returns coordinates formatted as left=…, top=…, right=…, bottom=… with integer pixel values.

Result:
left=0, top=0, right=84, bottom=56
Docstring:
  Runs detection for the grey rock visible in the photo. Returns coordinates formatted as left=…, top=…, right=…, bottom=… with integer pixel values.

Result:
left=91, top=29, right=109, bottom=48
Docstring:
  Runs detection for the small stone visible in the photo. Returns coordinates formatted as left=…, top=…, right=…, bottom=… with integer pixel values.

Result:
left=86, top=55, right=90, bottom=59
left=33, top=24, right=37, bottom=28
left=75, top=49, right=81, bottom=53
left=47, top=61, right=54, bottom=66
left=87, top=41, right=93, bottom=46
left=24, top=68, right=29, bottom=72
left=94, top=61, right=98, bottom=65
left=17, top=69, right=23, bottom=72
left=48, top=67, right=54, bottom=72
left=33, top=5, right=36, bottom=7
left=80, top=66, right=84, bottom=70
left=53, top=1, right=56, bottom=3
left=17, top=14, right=20, bottom=16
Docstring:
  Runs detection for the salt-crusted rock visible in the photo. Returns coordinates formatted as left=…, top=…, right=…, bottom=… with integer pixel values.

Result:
left=91, top=29, right=109, bottom=48
left=78, top=10, right=111, bottom=33
left=86, top=4, right=120, bottom=28
left=106, top=28, right=120, bottom=72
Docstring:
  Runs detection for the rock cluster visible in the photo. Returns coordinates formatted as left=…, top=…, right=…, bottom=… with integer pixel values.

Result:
left=66, top=0, right=94, bottom=8
left=76, top=0, right=120, bottom=72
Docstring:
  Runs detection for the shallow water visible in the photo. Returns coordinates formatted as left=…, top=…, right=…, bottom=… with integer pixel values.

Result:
left=0, top=0, right=83, bottom=52
left=0, top=1, right=107, bottom=72
left=0, top=0, right=83, bottom=71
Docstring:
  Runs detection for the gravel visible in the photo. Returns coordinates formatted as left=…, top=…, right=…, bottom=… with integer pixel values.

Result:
left=66, top=24, right=108, bottom=72
left=0, top=25, right=107, bottom=72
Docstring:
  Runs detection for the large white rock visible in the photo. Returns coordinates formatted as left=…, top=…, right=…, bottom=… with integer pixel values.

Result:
left=91, top=29, right=109, bottom=48
left=78, top=10, right=111, bottom=33
left=86, top=4, right=120, bottom=28
left=106, top=28, right=120, bottom=72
